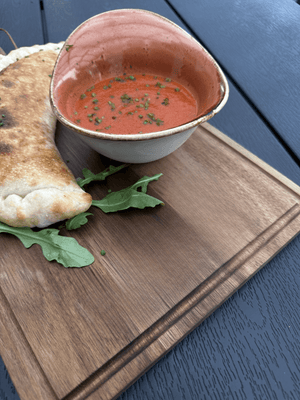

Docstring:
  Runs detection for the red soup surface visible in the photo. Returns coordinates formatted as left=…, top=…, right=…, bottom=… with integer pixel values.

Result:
left=72, top=74, right=197, bottom=134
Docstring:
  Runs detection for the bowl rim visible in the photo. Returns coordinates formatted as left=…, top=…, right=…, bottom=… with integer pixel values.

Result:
left=50, top=8, right=229, bottom=142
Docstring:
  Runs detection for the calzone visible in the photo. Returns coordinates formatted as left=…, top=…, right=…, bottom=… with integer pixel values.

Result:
left=0, top=50, right=92, bottom=227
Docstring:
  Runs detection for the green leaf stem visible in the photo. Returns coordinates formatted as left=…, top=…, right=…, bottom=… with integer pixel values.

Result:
left=77, top=164, right=129, bottom=188
left=92, top=174, right=163, bottom=213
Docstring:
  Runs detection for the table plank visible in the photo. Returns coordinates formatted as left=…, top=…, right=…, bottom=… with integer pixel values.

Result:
left=210, top=81, right=300, bottom=187
left=168, top=0, right=300, bottom=161
left=42, top=0, right=192, bottom=44
left=0, top=0, right=44, bottom=54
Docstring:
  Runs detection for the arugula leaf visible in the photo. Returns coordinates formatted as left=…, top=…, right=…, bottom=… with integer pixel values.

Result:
left=77, top=164, right=129, bottom=188
left=65, top=212, right=93, bottom=230
left=0, top=168, right=163, bottom=268
left=0, top=222, right=94, bottom=268
left=92, top=173, right=164, bottom=213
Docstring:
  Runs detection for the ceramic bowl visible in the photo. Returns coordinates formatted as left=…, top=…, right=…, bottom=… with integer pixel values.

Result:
left=50, top=9, right=229, bottom=163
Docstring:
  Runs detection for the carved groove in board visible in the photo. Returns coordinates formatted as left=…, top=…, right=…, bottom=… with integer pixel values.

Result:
left=63, top=202, right=300, bottom=400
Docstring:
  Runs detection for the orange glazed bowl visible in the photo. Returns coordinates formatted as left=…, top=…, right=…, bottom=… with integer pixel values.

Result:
left=50, top=9, right=229, bottom=163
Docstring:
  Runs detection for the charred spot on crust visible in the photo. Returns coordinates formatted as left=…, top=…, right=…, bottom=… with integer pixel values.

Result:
left=0, top=142, right=13, bottom=154
left=0, top=107, right=18, bottom=128
left=1, top=79, right=15, bottom=88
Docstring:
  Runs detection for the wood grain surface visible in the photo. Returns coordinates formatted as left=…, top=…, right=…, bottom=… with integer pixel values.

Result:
left=1, top=121, right=300, bottom=400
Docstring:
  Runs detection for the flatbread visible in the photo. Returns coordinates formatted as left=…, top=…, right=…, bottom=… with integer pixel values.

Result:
left=0, top=50, right=92, bottom=228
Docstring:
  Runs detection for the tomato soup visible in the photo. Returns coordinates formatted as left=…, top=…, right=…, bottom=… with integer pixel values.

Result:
left=71, top=74, right=197, bottom=134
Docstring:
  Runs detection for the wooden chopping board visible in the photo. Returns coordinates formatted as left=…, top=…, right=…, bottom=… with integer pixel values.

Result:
left=1, top=121, right=300, bottom=400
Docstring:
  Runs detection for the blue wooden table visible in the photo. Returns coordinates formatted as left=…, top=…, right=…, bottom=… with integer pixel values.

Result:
left=1, top=1, right=300, bottom=399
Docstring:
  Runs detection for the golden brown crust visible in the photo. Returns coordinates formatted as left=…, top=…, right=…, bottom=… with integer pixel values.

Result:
left=0, top=51, right=92, bottom=227
left=0, top=52, right=72, bottom=187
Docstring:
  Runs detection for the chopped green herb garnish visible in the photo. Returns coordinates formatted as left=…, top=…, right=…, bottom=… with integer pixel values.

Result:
left=108, top=101, right=115, bottom=110
left=66, top=44, right=73, bottom=52
left=175, top=88, right=180, bottom=92
left=165, top=78, right=171, bottom=82
left=100, top=250, right=106, bottom=256
left=121, top=93, right=132, bottom=103
left=80, top=94, right=86, bottom=99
